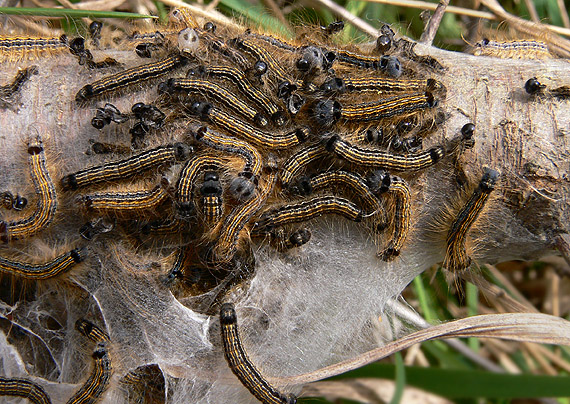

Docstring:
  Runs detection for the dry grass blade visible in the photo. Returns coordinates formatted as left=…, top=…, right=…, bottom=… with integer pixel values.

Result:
left=261, top=0, right=292, bottom=30
left=279, top=313, right=570, bottom=385
left=366, top=0, right=497, bottom=20
left=460, top=268, right=538, bottom=313
left=74, top=0, right=128, bottom=11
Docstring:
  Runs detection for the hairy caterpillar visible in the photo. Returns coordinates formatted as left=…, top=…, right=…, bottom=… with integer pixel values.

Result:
left=444, top=168, right=500, bottom=272
left=0, top=377, right=51, bottom=404
left=0, top=137, right=57, bottom=242
left=220, top=303, right=297, bottom=404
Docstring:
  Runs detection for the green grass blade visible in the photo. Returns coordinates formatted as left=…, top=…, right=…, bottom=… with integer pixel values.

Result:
left=422, top=340, right=473, bottom=370
left=342, top=0, right=368, bottom=42
left=465, top=281, right=480, bottom=352
left=412, top=275, right=437, bottom=323
left=218, top=0, right=293, bottom=37
left=390, top=352, right=406, bottom=404
left=332, top=363, right=570, bottom=399
left=154, top=0, right=170, bottom=25
left=0, top=7, right=156, bottom=19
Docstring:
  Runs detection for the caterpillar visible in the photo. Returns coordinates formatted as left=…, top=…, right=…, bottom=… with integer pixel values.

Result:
left=200, top=171, right=224, bottom=226
left=200, top=65, right=284, bottom=124
left=214, top=170, right=277, bottom=262
left=334, top=50, right=402, bottom=77
left=67, top=320, right=112, bottom=404
left=444, top=168, right=500, bottom=272
left=471, top=38, right=552, bottom=59
left=75, top=319, right=110, bottom=343
left=0, top=35, right=68, bottom=62
left=255, top=195, right=364, bottom=233
left=75, top=54, right=187, bottom=101
left=0, top=65, right=39, bottom=100
left=229, top=36, right=301, bottom=87
left=194, top=126, right=263, bottom=179
left=294, top=171, right=386, bottom=228
left=0, top=377, right=51, bottom=404
left=190, top=102, right=305, bottom=149
left=0, top=137, right=57, bottom=243
left=65, top=347, right=111, bottom=404
left=220, top=303, right=297, bottom=404
left=61, top=143, right=193, bottom=190
left=176, top=155, right=224, bottom=217
left=162, top=77, right=268, bottom=126
left=83, top=183, right=169, bottom=213
left=280, top=144, right=329, bottom=188
left=320, top=76, right=436, bottom=94
left=326, top=135, right=444, bottom=171
left=0, top=248, right=85, bottom=279
left=314, top=92, right=436, bottom=126
left=378, top=174, right=411, bottom=261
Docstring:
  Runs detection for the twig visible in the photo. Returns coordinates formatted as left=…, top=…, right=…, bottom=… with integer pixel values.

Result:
left=419, top=0, right=449, bottom=46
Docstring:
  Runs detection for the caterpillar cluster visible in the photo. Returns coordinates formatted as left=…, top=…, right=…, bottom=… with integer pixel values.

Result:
left=0, top=8, right=501, bottom=404
left=67, top=12, right=458, bottom=274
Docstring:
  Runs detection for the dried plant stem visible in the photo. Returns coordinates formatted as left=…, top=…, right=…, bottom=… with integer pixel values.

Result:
left=367, top=0, right=496, bottom=20
left=419, top=0, right=449, bottom=46
left=460, top=269, right=536, bottom=313
left=157, top=0, right=236, bottom=27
